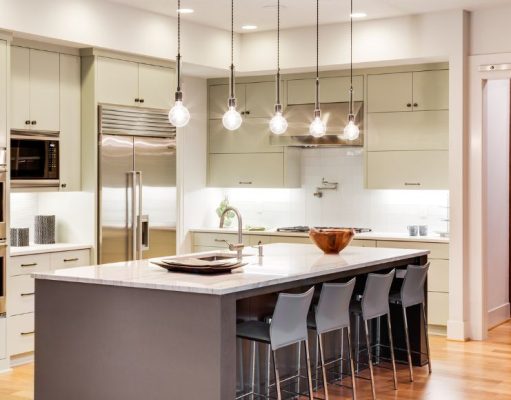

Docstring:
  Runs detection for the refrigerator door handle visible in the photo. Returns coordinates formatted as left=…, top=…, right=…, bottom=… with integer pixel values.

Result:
left=129, top=171, right=137, bottom=261
left=136, top=171, right=143, bottom=260
left=140, top=215, right=150, bottom=251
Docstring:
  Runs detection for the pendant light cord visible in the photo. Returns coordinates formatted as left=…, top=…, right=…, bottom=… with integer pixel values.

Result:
left=229, top=0, right=235, bottom=99
left=176, top=0, right=181, bottom=93
left=276, top=0, right=281, bottom=105
left=315, top=0, right=320, bottom=110
left=349, top=0, right=354, bottom=115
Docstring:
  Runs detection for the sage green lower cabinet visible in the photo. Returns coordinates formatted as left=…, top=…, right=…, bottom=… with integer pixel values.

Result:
left=366, top=150, right=448, bottom=190
left=208, top=149, right=300, bottom=188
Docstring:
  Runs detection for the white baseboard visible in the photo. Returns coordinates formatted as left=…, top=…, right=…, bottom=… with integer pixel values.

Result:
left=9, top=352, right=34, bottom=368
left=488, top=303, right=511, bottom=329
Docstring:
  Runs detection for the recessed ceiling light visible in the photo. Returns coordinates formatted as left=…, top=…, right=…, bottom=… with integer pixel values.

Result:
left=177, top=8, right=194, bottom=14
left=242, top=25, right=258, bottom=30
left=350, top=12, right=367, bottom=18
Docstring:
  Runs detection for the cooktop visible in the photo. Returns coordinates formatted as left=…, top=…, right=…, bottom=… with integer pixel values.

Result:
left=276, top=226, right=372, bottom=234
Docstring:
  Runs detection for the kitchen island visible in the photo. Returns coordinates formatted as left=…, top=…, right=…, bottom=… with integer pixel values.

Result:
left=33, top=243, right=429, bottom=400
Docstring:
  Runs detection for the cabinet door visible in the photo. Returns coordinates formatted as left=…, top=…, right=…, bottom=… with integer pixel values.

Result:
left=208, top=153, right=284, bottom=188
left=97, top=57, right=139, bottom=106
left=368, top=72, right=413, bottom=112
left=287, top=76, right=364, bottom=105
left=29, top=49, right=60, bottom=131
left=427, top=292, right=448, bottom=326
left=8, top=313, right=35, bottom=355
left=209, top=118, right=277, bottom=153
left=413, top=70, right=449, bottom=111
left=8, top=274, right=35, bottom=316
left=0, top=41, right=6, bottom=147
left=428, top=259, right=449, bottom=293
left=50, top=249, right=91, bottom=269
left=10, top=46, right=31, bottom=131
left=368, top=110, right=449, bottom=151
left=138, top=63, right=174, bottom=109
left=208, top=84, right=245, bottom=119
left=59, top=54, right=81, bottom=191
left=366, top=150, right=448, bottom=190
left=244, top=82, right=274, bottom=118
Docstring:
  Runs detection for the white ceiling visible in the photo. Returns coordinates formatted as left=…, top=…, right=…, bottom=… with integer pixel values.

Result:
left=106, top=0, right=511, bottom=32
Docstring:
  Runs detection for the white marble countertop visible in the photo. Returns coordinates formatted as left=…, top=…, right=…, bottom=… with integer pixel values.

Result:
left=189, top=228, right=449, bottom=244
left=11, top=243, right=93, bottom=257
left=34, top=243, right=428, bottom=296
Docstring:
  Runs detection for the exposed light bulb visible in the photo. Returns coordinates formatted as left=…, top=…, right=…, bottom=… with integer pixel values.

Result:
left=270, top=104, right=288, bottom=135
left=343, top=115, right=360, bottom=141
left=309, top=113, right=326, bottom=138
left=168, top=100, right=190, bottom=127
left=222, top=105, right=242, bottom=131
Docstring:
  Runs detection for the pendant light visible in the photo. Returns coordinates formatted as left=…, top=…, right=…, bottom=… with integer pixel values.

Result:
left=269, top=0, right=288, bottom=135
left=222, top=0, right=242, bottom=131
left=343, top=0, right=360, bottom=140
left=168, top=0, right=191, bottom=127
left=309, top=0, right=326, bottom=138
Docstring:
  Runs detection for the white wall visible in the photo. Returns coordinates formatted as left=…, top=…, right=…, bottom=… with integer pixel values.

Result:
left=10, top=192, right=95, bottom=244
left=0, top=0, right=238, bottom=73
left=471, top=5, right=511, bottom=56
left=484, top=80, right=510, bottom=328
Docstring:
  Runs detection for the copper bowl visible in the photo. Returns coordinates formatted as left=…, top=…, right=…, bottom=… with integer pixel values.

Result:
left=309, top=227, right=355, bottom=254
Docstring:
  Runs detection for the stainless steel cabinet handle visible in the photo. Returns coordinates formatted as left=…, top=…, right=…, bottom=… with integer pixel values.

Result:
left=406, top=103, right=412, bottom=108
left=21, top=292, right=35, bottom=297
left=214, top=238, right=227, bottom=243
left=239, top=181, right=253, bottom=185
left=63, top=258, right=79, bottom=262
left=404, top=182, right=421, bottom=186
left=20, top=331, right=35, bottom=336
left=21, top=263, right=37, bottom=267
left=25, top=120, right=30, bottom=125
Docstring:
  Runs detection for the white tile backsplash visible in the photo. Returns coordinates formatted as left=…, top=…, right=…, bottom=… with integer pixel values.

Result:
left=206, top=148, right=449, bottom=234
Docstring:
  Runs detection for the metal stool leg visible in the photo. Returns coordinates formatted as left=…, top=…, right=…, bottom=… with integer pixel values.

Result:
left=402, top=306, right=414, bottom=382
left=376, top=316, right=381, bottom=365
left=296, top=341, right=302, bottom=395
left=314, top=333, right=320, bottom=391
left=355, top=314, right=360, bottom=373
left=304, top=340, right=315, bottom=400
left=272, top=350, right=282, bottom=400
left=422, top=302, right=432, bottom=373
left=340, top=327, right=345, bottom=378
left=386, top=314, right=398, bottom=390
left=318, top=333, right=329, bottom=400
left=346, top=326, right=357, bottom=400
left=266, top=345, right=271, bottom=398
left=250, top=341, right=257, bottom=399
left=363, top=320, right=376, bottom=400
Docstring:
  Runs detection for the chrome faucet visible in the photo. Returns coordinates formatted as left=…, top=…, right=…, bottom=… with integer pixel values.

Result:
left=219, top=206, right=244, bottom=261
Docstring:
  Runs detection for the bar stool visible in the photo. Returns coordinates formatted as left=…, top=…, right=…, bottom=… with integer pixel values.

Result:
left=236, top=287, right=315, bottom=400
left=307, top=278, right=357, bottom=400
left=389, top=263, right=432, bottom=382
left=351, top=269, right=397, bottom=400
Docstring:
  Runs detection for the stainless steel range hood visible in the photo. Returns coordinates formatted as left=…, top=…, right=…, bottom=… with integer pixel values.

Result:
left=270, top=101, right=364, bottom=147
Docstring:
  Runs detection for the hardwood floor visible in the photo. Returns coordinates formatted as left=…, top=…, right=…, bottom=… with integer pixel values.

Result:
left=0, top=322, right=510, bottom=399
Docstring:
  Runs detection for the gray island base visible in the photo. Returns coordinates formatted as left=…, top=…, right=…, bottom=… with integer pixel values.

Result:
left=34, top=243, right=429, bottom=400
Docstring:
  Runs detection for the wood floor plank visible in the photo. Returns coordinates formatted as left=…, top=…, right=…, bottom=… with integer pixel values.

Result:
left=0, top=322, right=510, bottom=399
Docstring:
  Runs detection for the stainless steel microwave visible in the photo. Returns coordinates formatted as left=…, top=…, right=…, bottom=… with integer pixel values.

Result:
left=11, top=131, right=60, bottom=188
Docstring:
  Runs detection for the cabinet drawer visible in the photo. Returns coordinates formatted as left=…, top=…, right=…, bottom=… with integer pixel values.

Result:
left=192, top=233, right=238, bottom=248
left=0, top=317, right=6, bottom=360
left=50, top=249, right=90, bottom=270
left=8, top=313, right=35, bottom=356
left=248, top=235, right=273, bottom=246
left=271, top=236, right=311, bottom=245
left=376, top=240, right=449, bottom=259
left=366, top=150, right=448, bottom=190
left=428, top=259, right=449, bottom=293
left=10, top=254, right=50, bottom=277
left=8, top=275, right=35, bottom=316
left=427, top=292, right=449, bottom=326
left=351, top=239, right=377, bottom=248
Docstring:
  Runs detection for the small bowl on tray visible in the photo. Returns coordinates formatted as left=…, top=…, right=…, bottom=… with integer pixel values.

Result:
left=309, top=227, right=355, bottom=254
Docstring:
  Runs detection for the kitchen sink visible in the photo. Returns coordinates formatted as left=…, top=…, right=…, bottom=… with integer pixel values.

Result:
left=196, top=255, right=238, bottom=262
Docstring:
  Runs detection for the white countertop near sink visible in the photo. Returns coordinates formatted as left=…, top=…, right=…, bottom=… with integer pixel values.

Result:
left=189, top=228, right=449, bottom=243
left=11, top=243, right=93, bottom=256
left=33, top=243, right=429, bottom=296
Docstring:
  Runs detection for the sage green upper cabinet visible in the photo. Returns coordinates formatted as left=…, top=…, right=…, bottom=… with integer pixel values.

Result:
left=97, top=57, right=138, bottom=107
left=59, top=54, right=81, bottom=191
left=97, top=57, right=174, bottom=109
left=368, top=72, right=412, bottom=112
left=209, top=81, right=274, bottom=119
left=209, top=119, right=278, bottom=154
left=138, top=63, right=175, bottom=110
left=287, top=76, right=364, bottom=105
left=0, top=40, right=7, bottom=147
left=368, top=70, right=448, bottom=113
left=11, top=47, right=60, bottom=132
left=412, top=70, right=449, bottom=111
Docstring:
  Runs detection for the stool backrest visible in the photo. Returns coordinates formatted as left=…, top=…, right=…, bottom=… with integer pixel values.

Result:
left=362, top=269, right=395, bottom=321
left=401, top=263, right=430, bottom=308
left=270, top=287, right=315, bottom=350
left=315, top=278, right=356, bottom=334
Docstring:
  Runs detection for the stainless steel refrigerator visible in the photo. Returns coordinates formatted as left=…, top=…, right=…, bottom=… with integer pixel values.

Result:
left=98, top=104, right=177, bottom=264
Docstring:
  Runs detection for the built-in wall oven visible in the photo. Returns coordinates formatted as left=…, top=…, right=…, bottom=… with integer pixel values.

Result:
left=11, top=131, right=59, bottom=188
